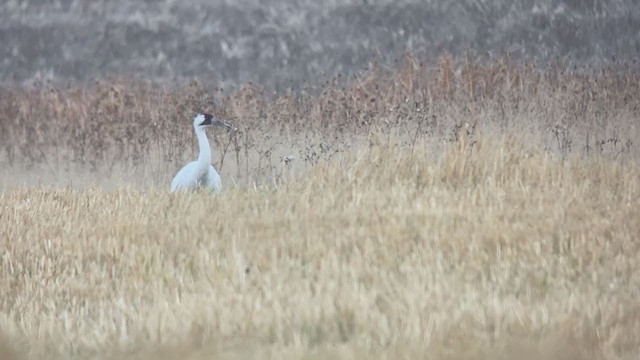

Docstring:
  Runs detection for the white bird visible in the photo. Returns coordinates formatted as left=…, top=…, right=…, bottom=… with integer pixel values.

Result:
left=170, top=112, right=233, bottom=192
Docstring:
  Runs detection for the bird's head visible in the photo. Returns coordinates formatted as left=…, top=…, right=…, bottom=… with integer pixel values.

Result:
left=193, top=112, right=234, bottom=131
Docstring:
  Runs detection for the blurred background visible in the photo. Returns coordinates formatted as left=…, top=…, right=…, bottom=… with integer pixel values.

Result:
left=2, top=0, right=639, bottom=89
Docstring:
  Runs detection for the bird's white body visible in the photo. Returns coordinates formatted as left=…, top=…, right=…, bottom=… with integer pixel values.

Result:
left=170, top=113, right=231, bottom=192
left=170, top=161, right=221, bottom=192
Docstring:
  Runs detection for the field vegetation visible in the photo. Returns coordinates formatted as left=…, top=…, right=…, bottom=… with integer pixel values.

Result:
left=1, top=54, right=640, bottom=359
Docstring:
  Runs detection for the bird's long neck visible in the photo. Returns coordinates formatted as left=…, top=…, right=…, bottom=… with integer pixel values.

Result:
left=195, top=126, right=211, bottom=168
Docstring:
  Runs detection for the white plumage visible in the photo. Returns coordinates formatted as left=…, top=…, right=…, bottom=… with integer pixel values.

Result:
left=170, top=112, right=233, bottom=192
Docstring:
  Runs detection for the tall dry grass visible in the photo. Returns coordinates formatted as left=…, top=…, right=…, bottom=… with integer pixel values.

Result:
left=1, top=54, right=640, bottom=359
left=0, top=53, right=638, bottom=188
left=1, top=134, right=639, bottom=359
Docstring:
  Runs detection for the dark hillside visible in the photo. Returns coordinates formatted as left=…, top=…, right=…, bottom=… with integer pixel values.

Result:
left=1, top=0, right=639, bottom=88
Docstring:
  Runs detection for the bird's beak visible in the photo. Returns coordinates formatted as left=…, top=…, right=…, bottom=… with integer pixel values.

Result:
left=212, top=119, right=235, bottom=131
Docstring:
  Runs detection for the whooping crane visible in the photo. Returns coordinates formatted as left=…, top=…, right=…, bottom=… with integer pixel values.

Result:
left=170, top=112, right=233, bottom=192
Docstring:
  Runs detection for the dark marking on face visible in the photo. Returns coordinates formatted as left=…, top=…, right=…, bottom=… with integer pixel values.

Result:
left=201, top=113, right=214, bottom=126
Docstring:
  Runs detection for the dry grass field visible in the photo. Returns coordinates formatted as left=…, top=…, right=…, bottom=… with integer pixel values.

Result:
left=1, top=55, right=640, bottom=359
